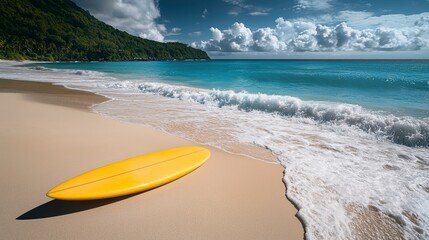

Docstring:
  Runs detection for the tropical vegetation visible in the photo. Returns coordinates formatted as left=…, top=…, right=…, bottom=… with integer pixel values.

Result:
left=0, top=0, right=209, bottom=61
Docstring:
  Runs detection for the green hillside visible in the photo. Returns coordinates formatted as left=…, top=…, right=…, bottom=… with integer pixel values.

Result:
left=0, top=0, right=209, bottom=61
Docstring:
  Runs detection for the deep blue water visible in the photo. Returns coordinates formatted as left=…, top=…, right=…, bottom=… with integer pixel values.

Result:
left=38, top=60, right=429, bottom=118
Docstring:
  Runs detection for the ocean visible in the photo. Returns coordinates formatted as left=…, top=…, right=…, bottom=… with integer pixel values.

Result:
left=1, top=60, right=428, bottom=239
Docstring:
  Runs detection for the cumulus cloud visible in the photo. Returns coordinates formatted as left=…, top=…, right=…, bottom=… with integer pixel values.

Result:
left=252, top=28, right=286, bottom=51
left=72, top=0, right=165, bottom=42
left=210, top=27, right=223, bottom=41
left=214, top=22, right=253, bottom=51
left=192, top=14, right=429, bottom=53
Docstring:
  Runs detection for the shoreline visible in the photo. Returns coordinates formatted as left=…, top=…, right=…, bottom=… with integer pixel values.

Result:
left=0, top=79, right=304, bottom=239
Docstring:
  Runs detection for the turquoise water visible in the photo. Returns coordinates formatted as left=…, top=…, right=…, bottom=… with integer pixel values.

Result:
left=38, top=60, right=429, bottom=118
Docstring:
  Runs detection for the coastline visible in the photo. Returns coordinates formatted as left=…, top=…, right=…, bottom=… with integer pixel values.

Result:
left=0, top=79, right=304, bottom=239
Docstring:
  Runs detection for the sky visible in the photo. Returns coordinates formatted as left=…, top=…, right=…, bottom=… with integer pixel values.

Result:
left=72, top=0, right=429, bottom=59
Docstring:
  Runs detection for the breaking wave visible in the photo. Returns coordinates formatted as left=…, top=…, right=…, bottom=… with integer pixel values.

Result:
left=132, top=82, right=429, bottom=147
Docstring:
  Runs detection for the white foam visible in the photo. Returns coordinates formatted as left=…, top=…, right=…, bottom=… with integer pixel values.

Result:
left=236, top=113, right=429, bottom=239
left=95, top=81, right=429, bottom=147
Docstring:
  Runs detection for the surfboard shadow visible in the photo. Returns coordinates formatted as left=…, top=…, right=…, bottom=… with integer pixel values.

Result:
left=16, top=195, right=135, bottom=220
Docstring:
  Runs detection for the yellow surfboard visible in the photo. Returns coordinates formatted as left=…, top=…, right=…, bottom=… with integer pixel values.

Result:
left=47, top=146, right=210, bottom=200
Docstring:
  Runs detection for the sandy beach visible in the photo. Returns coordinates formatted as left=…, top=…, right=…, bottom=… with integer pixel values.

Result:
left=0, top=79, right=303, bottom=239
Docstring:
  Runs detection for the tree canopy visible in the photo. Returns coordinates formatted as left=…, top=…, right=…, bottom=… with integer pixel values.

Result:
left=0, top=0, right=209, bottom=61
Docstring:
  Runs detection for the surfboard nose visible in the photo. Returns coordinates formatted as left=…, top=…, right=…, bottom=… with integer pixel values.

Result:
left=46, top=190, right=59, bottom=199
left=46, top=186, right=63, bottom=199
left=46, top=146, right=210, bottom=201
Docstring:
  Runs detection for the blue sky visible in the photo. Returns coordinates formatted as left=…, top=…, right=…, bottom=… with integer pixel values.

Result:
left=73, top=0, right=429, bottom=58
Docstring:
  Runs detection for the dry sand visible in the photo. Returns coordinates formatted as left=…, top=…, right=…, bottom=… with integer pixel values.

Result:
left=0, top=79, right=303, bottom=240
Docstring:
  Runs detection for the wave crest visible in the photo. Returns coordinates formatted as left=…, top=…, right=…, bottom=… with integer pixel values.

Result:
left=136, top=82, right=429, bottom=147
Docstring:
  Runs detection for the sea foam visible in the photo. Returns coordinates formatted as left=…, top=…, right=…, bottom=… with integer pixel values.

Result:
left=131, top=81, right=429, bottom=147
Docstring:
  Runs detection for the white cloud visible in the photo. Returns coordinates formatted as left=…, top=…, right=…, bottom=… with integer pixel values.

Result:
left=252, top=28, right=286, bottom=51
left=72, top=0, right=165, bottom=42
left=284, top=12, right=429, bottom=33
left=198, top=23, right=253, bottom=52
left=210, top=27, right=223, bottom=41
left=294, top=0, right=334, bottom=11
left=193, top=14, right=429, bottom=53
left=222, top=22, right=253, bottom=51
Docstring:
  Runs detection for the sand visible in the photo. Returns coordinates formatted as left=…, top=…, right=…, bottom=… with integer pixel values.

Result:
left=0, top=79, right=303, bottom=240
